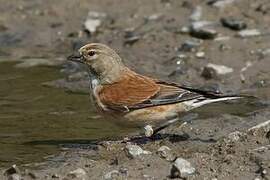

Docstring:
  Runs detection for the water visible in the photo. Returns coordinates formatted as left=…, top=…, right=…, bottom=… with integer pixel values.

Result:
left=0, top=61, right=267, bottom=168
left=0, top=62, right=133, bottom=168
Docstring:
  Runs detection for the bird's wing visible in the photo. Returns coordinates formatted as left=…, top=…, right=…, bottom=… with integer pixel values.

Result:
left=98, top=69, right=215, bottom=112
left=98, top=69, right=160, bottom=111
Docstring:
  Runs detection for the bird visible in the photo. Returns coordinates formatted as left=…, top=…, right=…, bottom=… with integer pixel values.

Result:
left=68, top=43, right=242, bottom=137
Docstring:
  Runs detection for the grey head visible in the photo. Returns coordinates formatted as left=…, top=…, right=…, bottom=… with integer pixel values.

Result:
left=68, top=43, right=126, bottom=84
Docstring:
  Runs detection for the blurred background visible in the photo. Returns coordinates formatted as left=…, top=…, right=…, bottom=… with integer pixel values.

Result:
left=0, top=0, right=270, bottom=172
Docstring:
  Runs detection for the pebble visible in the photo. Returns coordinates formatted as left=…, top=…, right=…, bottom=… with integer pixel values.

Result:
left=208, top=0, right=236, bottom=8
left=104, top=170, right=120, bottom=180
left=7, top=174, right=21, bottom=180
left=206, top=63, right=233, bottom=75
left=4, top=165, right=20, bottom=175
left=190, top=24, right=218, bottom=39
left=195, top=51, right=205, bottom=58
left=179, top=39, right=202, bottom=52
left=124, top=30, right=141, bottom=45
left=248, top=120, right=270, bottom=137
left=170, top=158, right=196, bottom=178
left=66, top=168, right=87, bottom=179
left=84, top=11, right=106, bottom=34
left=201, top=66, right=218, bottom=79
left=125, top=144, right=151, bottom=158
left=220, top=17, right=247, bottom=31
left=4, top=165, right=21, bottom=180
left=157, top=146, right=176, bottom=162
left=189, top=6, right=202, bottom=21
left=144, top=125, right=154, bottom=137
left=237, top=29, right=261, bottom=38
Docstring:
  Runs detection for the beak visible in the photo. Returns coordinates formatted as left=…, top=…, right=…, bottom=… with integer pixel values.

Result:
left=67, top=52, right=84, bottom=63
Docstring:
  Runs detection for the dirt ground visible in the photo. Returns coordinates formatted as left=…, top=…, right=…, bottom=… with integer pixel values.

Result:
left=0, top=0, right=270, bottom=179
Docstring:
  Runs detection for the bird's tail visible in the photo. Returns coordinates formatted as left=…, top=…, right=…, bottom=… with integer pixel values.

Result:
left=182, top=96, right=242, bottom=110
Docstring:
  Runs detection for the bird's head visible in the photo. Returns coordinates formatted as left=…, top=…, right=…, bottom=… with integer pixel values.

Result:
left=68, top=43, right=126, bottom=84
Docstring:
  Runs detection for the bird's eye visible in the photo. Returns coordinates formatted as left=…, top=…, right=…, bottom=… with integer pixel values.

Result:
left=88, top=51, right=96, bottom=57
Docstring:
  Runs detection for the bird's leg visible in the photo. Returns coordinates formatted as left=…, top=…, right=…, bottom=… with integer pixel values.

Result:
left=144, top=118, right=186, bottom=137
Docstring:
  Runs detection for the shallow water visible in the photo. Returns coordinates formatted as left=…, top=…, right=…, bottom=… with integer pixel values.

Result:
left=0, top=62, right=133, bottom=168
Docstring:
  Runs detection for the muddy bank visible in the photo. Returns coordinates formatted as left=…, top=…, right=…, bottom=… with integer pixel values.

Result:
left=0, top=0, right=270, bottom=179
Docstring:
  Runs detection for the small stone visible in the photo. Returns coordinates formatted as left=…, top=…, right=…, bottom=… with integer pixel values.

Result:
left=67, top=168, right=87, bottom=179
left=225, top=131, right=246, bottom=142
left=237, top=29, right=261, bottom=38
left=180, top=26, right=190, bottom=34
left=196, top=51, right=205, bottom=58
left=170, top=158, right=196, bottom=178
left=221, top=17, right=247, bottom=31
left=51, top=174, right=60, bottom=178
left=104, top=170, right=120, bottom=180
left=189, top=6, right=202, bottom=21
left=201, top=66, right=218, bottom=79
left=4, top=165, right=20, bottom=176
left=206, top=63, right=233, bottom=75
left=190, top=26, right=218, bottom=39
left=208, top=0, right=236, bottom=8
left=157, top=146, right=176, bottom=162
left=124, top=30, right=140, bottom=45
left=248, top=120, right=270, bottom=137
left=144, top=125, right=154, bottom=137
left=147, top=14, right=162, bottom=21
left=179, top=40, right=202, bottom=52
left=84, top=11, right=106, bottom=34
left=125, top=144, right=151, bottom=158
left=8, top=174, right=21, bottom=180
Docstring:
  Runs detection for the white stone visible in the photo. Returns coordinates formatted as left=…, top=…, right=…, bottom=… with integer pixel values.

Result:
left=237, top=29, right=261, bottom=38
left=206, top=63, right=233, bottom=75
left=171, top=158, right=196, bottom=178
left=125, top=144, right=151, bottom=158
left=144, top=125, right=154, bottom=137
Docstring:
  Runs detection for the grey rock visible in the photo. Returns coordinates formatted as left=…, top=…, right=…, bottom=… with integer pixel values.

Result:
left=201, top=63, right=233, bottom=79
left=8, top=174, right=21, bottom=180
left=221, top=17, right=247, bottom=31
left=4, top=165, right=21, bottom=180
left=104, top=170, right=120, bottom=180
left=237, top=29, right=261, bottom=38
left=84, top=11, right=106, bottom=34
left=157, top=146, right=176, bottom=162
left=4, top=165, right=20, bottom=176
left=248, top=120, right=270, bottom=137
left=179, top=39, right=202, bottom=52
left=171, top=158, right=196, bottom=178
left=125, top=144, right=151, bottom=158
left=66, top=168, right=87, bottom=179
